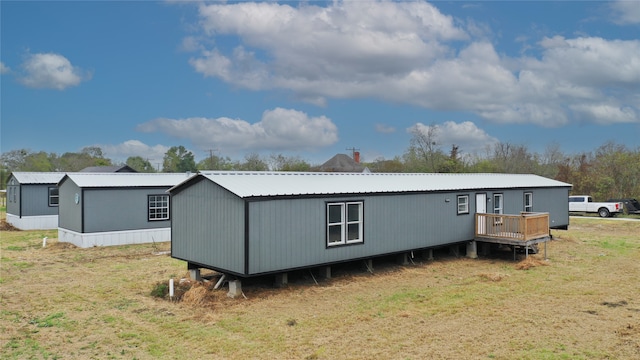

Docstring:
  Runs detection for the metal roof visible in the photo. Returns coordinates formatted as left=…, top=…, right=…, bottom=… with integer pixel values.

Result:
left=61, top=172, right=194, bottom=188
left=174, top=172, right=572, bottom=198
left=10, top=172, right=66, bottom=184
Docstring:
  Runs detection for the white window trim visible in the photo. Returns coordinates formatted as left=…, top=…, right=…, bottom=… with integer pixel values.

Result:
left=457, top=195, right=469, bottom=214
left=148, top=194, right=170, bottom=221
left=327, top=201, right=363, bottom=247
left=524, top=192, right=533, bottom=212
left=493, top=194, right=503, bottom=214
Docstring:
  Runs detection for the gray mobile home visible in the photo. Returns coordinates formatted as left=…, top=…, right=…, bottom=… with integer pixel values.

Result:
left=6, top=172, right=65, bottom=230
left=169, top=172, right=571, bottom=280
left=57, top=172, right=191, bottom=248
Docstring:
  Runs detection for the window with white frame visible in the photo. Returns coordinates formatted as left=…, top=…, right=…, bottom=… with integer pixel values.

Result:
left=148, top=194, right=170, bottom=221
left=457, top=195, right=469, bottom=214
left=493, top=194, right=503, bottom=214
left=524, top=192, right=533, bottom=212
left=327, top=201, right=363, bottom=247
left=48, top=187, right=59, bottom=207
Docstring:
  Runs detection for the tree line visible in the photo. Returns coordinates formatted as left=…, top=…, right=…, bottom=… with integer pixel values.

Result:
left=1, top=134, right=638, bottom=201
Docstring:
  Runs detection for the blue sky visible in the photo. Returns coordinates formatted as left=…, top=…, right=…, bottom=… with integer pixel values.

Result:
left=1, top=1, right=639, bottom=167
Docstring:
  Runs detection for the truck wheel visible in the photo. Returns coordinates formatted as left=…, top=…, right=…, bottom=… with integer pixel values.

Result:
left=598, top=208, right=610, bottom=218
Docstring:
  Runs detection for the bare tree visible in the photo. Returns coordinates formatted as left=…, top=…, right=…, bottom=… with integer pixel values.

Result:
left=408, top=123, right=443, bottom=172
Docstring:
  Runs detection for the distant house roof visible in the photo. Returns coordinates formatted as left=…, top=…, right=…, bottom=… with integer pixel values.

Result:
left=9, top=172, right=66, bottom=184
left=171, top=171, right=572, bottom=199
left=80, top=165, right=137, bottom=173
left=59, top=172, right=193, bottom=188
left=318, top=154, right=366, bottom=172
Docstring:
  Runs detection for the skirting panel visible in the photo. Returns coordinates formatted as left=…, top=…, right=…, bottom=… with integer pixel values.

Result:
left=6, top=214, right=58, bottom=230
left=58, top=227, right=171, bottom=248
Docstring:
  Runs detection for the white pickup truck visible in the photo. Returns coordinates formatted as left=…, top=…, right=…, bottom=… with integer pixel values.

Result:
left=568, top=195, right=624, bottom=218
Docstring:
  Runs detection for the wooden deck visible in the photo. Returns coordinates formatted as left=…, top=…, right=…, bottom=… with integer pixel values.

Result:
left=474, top=212, right=550, bottom=258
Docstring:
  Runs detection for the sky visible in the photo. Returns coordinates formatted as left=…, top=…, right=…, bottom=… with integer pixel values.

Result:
left=1, top=0, right=639, bottom=167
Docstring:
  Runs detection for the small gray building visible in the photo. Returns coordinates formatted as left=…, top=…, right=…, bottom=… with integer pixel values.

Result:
left=169, top=172, right=571, bottom=280
left=5, top=172, right=66, bottom=230
left=57, top=172, right=192, bottom=248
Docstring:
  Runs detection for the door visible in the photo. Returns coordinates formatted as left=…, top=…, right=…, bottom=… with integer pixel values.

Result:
left=476, top=193, right=487, bottom=234
left=476, top=193, right=487, bottom=213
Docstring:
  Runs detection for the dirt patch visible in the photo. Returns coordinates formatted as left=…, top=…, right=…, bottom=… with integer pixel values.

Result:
left=0, top=218, right=19, bottom=231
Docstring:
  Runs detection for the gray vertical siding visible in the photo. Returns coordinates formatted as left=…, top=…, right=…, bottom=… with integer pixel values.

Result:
left=58, top=180, right=83, bottom=232
left=6, top=181, right=20, bottom=216
left=248, top=192, right=478, bottom=274
left=5, top=181, right=58, bottom=217
left=20, top=185, right=58, bottom=216
left=83, top=188, right=172, bottom=233
left=483, top=188, right=570, bottom=228
left=171, top=179, right=245, bottom=275
left=173, top=179, right=571, bottom=276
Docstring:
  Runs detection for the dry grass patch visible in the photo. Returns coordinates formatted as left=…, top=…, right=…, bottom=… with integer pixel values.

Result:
left=514, top=256, right=549, bottom=270
left=478, top=272, right=510, bottom=281
left=1, top=215, right=639, bottom=359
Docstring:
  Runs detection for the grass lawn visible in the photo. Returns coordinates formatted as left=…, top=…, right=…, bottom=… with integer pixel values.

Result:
left=1, top=215, right=639, bottom=359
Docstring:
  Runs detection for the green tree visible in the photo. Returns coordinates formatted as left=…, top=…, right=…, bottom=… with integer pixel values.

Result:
left=366, top=156, right=404, bottom=173
left=162, top=146, right=197, bottom=173
left=57, top=148, right=112, bottom=171
left=237, top=153, right=268, bottom=171
left=437, top=145, right=464, bottom=173
left=126, top=156, right=156, bottom=173
left=268, top=154, right=311, bottom=171
left=196, top=153, right=235, bottom=171
left=24, top=151, right=56, bottom=171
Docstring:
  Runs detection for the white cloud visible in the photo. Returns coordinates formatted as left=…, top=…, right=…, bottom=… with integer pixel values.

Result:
left=19, top=53, right=90, bottom=90
left=0, top=62, right=10, bottom=74
left=375, top=124, right=396, bottom=133
left=136, top=108, right=339, bottom=153
left=183, top=1, right=640, bottom=127
left=409, top=121, right=498, bottom=155
left=97, top=140, right=170, bottom=167
left=610, top=0, right=640, bottom=25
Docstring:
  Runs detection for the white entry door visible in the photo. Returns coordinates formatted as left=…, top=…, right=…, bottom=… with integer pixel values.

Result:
left=476, top=193, right=487, bottom=213
left=476, top=193, right=487, bottom=234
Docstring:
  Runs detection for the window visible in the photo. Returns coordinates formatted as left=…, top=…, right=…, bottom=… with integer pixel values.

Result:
left=148, top=195, right=170, bottom=221
left=48, top=187, right=59, bottom=207
left=457, top=195, right=469, bottom=214
left=524, top=192, right=533, bottom=212
left=327, top=201, right=363, bottom=247
left=493, top=194, right=503, bottom=214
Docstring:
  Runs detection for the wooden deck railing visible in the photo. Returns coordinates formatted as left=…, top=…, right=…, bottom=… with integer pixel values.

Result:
left=475, top=212, right=549, bottom=242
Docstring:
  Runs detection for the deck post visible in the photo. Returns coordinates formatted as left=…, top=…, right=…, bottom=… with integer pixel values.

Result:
left=466, top=241, right=478, bottom=259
